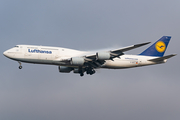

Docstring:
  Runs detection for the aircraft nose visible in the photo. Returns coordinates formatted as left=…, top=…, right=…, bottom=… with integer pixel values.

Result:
left=3, top=50, right=12, bottom=58
left=3, top=50, right=8, bottom=57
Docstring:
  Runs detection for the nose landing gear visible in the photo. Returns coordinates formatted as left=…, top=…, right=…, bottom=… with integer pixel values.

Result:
left=18, top=61, right=22, bottom=69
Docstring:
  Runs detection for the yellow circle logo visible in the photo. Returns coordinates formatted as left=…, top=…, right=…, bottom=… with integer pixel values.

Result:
left=155, top=41, right=166, bottom=52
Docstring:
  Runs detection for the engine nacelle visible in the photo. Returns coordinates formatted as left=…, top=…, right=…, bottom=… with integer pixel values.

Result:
left=96, top=52, right=111, bottom=60
left=58, top=66, right=72, bottom=73
left=71, top=57, right=85, bottom=66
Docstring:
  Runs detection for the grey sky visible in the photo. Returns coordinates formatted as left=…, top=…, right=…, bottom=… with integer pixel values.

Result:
left=0, top=0, right=180, bottom=120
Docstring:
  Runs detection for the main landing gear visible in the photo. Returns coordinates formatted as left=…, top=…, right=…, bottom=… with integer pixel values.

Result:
left=80, top=72, right=84, bottom=77
left=80, top=68, right=96, bottom=77
left=86, top=69, right=95, bottom=75
left=84, top=67, right=96, bottom=76
left=79, top=67, right=96, bottom=77
left=18, top=61, right=22, bottom=69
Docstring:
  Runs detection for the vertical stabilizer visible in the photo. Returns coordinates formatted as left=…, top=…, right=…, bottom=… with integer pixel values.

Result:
left=139, top=36, right=171, bottom=57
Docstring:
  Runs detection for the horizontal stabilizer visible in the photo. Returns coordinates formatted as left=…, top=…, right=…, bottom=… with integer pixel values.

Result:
left=148, top=54, right=177, bottom=62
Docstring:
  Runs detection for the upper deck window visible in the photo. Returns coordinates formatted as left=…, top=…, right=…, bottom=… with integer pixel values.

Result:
left=14, top=46, right=19, bottom=48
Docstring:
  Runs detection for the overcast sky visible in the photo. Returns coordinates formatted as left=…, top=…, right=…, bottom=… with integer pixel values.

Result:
left=0, top=0, right=180, bottom=120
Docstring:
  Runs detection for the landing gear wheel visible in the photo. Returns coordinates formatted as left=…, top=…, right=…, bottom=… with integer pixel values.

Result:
left=80, top=73, right=84, bottom=77
left=86, top=68, right=96, bottom=75
left=18, top=61, right=22, bottom=69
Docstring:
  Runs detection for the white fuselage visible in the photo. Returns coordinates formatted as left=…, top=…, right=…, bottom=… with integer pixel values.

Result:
left=3, top=45, right=166, bottom=69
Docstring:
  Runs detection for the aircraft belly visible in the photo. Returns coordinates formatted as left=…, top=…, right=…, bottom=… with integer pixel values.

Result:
left=103, top=59, right=139, bottom=69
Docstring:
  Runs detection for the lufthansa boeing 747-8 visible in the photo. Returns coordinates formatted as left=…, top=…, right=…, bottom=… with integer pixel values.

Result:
left=3, top=36, right=176, bottom=76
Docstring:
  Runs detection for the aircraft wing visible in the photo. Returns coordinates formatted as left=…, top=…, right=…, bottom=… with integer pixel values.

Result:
left=59, top=42, right=151, bottom=68
left=85, top=42, right=151, bottom=59
left=110, top=42, right=151, bottom=53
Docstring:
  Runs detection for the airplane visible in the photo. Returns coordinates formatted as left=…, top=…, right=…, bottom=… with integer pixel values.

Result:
left=3, top=36, right=176, bottom=76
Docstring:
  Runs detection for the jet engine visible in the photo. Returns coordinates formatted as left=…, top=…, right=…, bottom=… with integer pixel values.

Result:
left=58, top=66, right=72, bottom=73
left=96, top=52, right=111, bottom=60
left=71, top=57, right=85, bottom=66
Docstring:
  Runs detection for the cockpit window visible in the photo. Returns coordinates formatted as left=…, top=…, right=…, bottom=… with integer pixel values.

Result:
left=14, top=46, right=19, bottom=48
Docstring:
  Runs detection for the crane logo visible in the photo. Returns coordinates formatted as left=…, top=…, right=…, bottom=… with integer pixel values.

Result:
left=155, top=41, right=166, bottom=53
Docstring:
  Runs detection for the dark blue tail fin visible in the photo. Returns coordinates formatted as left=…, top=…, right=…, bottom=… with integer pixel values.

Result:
left=139, top=36, right=171, bottom=57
